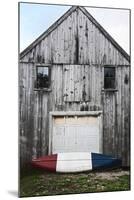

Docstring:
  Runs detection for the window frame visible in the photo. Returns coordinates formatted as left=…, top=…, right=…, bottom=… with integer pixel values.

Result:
left=103, top=66, right=116, bottom=90
left=35, top=64, right=51, bottom=90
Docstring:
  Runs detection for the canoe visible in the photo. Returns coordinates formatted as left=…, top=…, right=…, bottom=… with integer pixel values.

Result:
left=32, top=152, right=121, bottom=173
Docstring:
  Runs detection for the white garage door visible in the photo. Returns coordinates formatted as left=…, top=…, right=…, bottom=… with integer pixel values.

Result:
left=52, top=115, right=102, bottom=154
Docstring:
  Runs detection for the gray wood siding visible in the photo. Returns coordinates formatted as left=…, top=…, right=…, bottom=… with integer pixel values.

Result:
left=20, top=62, right=130, bottom=166
left=20, top=62, right=50, bottom=164
left=19, top=62, right=34, bottom=165
left=116, top=66, right=130, bottom=166
left=20, top=9, right=129, bottom=65
left=102, top=66, right=130, bottom=166
left=33, top=92, right=49, bottom=158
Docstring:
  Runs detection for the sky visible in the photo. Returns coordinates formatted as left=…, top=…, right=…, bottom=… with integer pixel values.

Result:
left=19, top=3, right=130, bottom=54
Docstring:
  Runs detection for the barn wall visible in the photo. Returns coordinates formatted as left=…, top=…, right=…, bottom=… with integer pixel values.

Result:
left=116, top=66, right=130, bottom=165
left=19, top=62, right=34, bottom=165
left=19, top=62, right=130, bottom=166
left=19, top=62, right=50, bottom=164
left=19, top=7, right=130, bottom=167
left=102, top=66, right=130, bottom=166
left=49, top=64, right=102, bottom=107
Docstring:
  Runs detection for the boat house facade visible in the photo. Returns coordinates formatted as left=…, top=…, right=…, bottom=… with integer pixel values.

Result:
left=19, top=6, right=130, bottom=167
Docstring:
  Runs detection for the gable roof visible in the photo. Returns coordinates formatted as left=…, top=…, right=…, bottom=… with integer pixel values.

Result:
left=20, top=6, right=130, bottom=62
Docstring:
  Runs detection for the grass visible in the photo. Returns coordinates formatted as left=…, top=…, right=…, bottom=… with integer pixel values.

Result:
left=19, top=167, right=130, bottom=197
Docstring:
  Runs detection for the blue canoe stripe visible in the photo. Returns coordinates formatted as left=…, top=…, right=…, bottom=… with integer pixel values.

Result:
left=91, top=153, right=122, bottom=169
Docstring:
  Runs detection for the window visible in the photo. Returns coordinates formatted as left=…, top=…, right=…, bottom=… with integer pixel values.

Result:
left=104, top=67, right=115, bottom=89
left=36, top=66, right=51, bottom=89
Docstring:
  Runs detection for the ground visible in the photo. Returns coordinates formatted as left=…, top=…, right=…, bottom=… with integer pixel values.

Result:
left=20, top=167, right=130, bottom=197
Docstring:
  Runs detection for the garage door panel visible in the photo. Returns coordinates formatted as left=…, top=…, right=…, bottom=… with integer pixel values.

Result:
left=52, top=115, right=101, bottom=154
left=64, top=126, right=76, bottom=151
left=53, top=126, right=65, bottom=153
left=54, top=117, right=65, bottom=125
left=77, top=116, right=98, bottom=125
left=76, top=126, right=99, bottom=153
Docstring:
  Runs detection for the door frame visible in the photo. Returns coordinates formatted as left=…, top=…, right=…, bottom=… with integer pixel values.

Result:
left=49, top=111, right=103, bottom=154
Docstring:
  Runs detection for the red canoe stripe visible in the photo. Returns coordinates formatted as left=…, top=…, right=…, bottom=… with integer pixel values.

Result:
left=32, top=154, right=57, bottom=172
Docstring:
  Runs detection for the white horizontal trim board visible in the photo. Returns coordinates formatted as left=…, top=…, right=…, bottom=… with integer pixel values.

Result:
left=50, top=111, right=102, bottom=116
left=56, top=152, right=92, bottom=172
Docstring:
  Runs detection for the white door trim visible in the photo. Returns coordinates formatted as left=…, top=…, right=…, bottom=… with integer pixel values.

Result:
left=49, top=111, right=103, bottom=154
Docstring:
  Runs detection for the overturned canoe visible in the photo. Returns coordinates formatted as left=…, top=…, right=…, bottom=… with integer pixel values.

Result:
left=32, top=152, right=121, bottom=173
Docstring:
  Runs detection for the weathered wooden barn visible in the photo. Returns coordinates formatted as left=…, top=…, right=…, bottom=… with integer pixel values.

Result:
left=19, top=6, right=130, bottom=167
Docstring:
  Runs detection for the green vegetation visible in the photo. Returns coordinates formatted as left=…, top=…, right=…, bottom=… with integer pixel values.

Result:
left=20, top=167, right=130, bottom=197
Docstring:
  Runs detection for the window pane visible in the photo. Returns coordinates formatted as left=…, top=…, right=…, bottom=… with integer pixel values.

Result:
left=104, top=67, right=115, bottom=78
left=37, top=67, right=43, bottom=74
left=104, top=78, right=115, bottom=89
left=104, top=67, right=115, bottom=89
left=43, top=67, right=48, bottom=76
left=36, top=66, right=50, bottom=88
